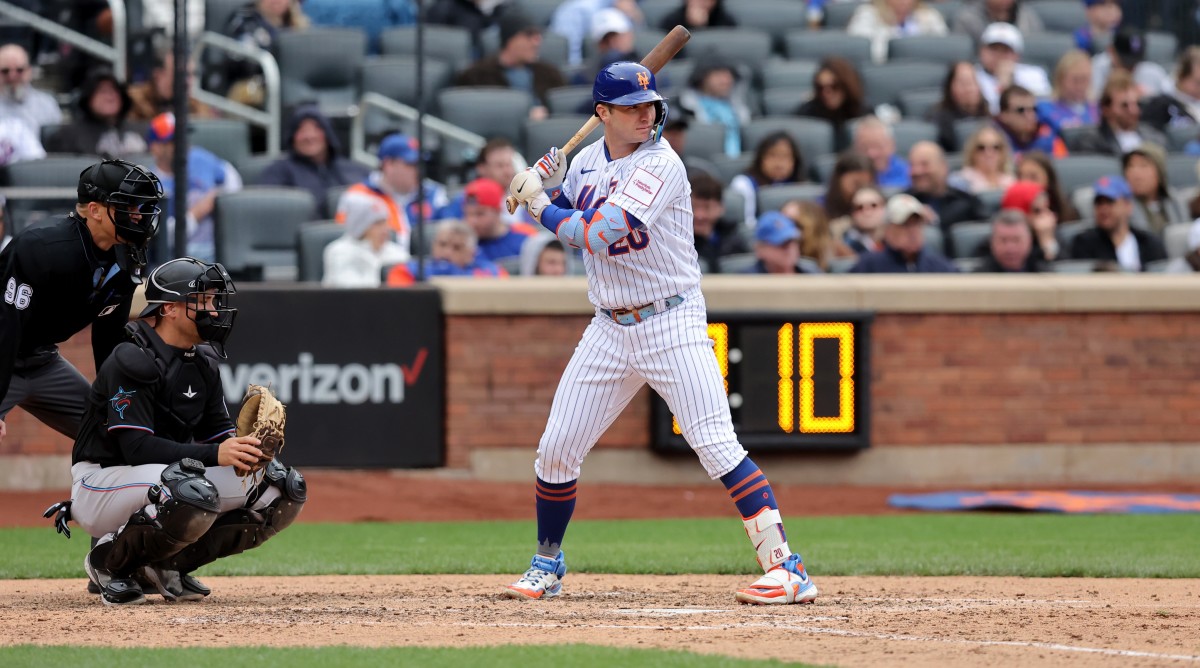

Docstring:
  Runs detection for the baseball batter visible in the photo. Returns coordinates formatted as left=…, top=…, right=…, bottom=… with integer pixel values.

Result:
left=504, top=62, right=818, bottom=605
left=54, top=258, right=307, bottom=605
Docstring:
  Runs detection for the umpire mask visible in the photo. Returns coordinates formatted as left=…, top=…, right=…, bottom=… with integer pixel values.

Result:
left=139, top=258, right=239, bottom=358
left=78, top=160, right=165, bottom=284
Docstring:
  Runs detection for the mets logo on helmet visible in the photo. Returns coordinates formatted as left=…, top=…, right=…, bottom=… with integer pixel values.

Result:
left=110, top=386, right=136, bottom=419
left=637, top=72, right=650, bottom=90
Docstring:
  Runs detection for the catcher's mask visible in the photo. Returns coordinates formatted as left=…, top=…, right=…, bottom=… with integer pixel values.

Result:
left=138, top=257, right=238, bottom=357
left=77, top=159, right=165, bottom=284
left=592, top=61, right=669, bottom=142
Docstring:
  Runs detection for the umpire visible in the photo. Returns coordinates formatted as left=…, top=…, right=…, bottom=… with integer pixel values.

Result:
left=0, top=158, right=163, bottom=442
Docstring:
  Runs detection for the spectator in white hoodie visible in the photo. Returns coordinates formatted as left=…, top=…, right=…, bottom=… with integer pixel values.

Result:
left=323, top=190, right=409, bottom=287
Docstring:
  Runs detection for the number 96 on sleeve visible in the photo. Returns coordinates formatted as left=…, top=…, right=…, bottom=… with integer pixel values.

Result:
left=651, top=313, right=873, bottom=453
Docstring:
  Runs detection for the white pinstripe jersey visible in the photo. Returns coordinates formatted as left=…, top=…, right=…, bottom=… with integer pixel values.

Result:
left=561, top=137, right=702, bottom=310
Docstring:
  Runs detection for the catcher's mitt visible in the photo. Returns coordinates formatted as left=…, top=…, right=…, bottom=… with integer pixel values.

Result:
left=235, top=384, right=286, bottom=476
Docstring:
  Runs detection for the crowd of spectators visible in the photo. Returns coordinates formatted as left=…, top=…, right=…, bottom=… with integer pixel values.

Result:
left=2, top=0, right=1200, bottom=282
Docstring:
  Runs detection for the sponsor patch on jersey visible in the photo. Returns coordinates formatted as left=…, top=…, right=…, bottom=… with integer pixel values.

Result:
left=110, top=386, right=136, bottom=419
left=621, top=167, right=663, bottom=207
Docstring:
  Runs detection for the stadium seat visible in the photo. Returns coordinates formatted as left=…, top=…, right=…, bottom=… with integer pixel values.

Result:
left=513, top=0, right=562, bottom=28
left=1029, top=1, right=1087, bottom=33
left=897, top=88, right=943, bottom=120
left=1021, top=31, right=1076, bottom=74
left=953, top=256, right=984, bottom=272
left=326, top=185, right=351, bottom=219
left=1, top=155, right=98, bottom=233
left=722, top=186, right=747, bottom=225
left=496, top=256, right=523, bottom=275
left=1166, top=124, right=1198, bottom=153
left=953, top=118, right=990, bottom=150
left=1051, top=259, right=1099, bottom=273
left=716, top=252, right=759, bottom=274
left=727, top=1, right=809, bottom=51
left=380, top=25, right=474, bottom=75
left=1056, top=219, right=1094, bottom=253
left=638, top=0, right=677, bottom=32
left=683, top=122, right=727, bottom=162
left=546, top=85, right=595, bottom=116
left=238, top=153, right=282, bottom=185
left=976, top=189, right=1005, bottom=219
left=655, top=58, right=694, bottom=97
left=828, top=255, right=858, bottom=273
left=761, top=59, right=819, bottom=92
left=439, top=87, right=534, bottom=144
left=1146, top=31, right=1178, bottom=67
left=523, top=115, right=595, bottom=162
left=824, top=1, right=866, bottom=30
left=948, top=220, right=991, bottom=258
left=1145, top=258, right=1171, bottom=272
left=297, top=220, right=343, bottom=282
left=887, top=34, right=973, bottom=65
left=190, top=119, right=252, bottom=167
left=1054, top=155, right=1122, bottom=195
left=215, top=187, right=318, bottom=280
left=277, top=28, right=367, bottom=111
left=1166, top=154, right=1198, bottom=188
left=931, top=0, right=964, bottom=25
left=633, top=28, right=669, bottom=62
left=785, top=31, right=872, bottom=67
left=688, top=28, right=774, bottom=78
left=923, top=224, right=946, bottom=256
left=1058, top=124, right=1096, bottom=153
left=891, top=119, right=939, bottom=155
left=205, top=0, right=244, bottom=38
left=360, top=56, right=454, bottom=138
left=814, top=153, right=838, bottom=184
left=761, top=88, right=810, bottom=117
left=710, top=152, right=754, bottom=184
left=861, top=62, right=946, bottom=108
left=742, top=117, right=835, bottom=168
left=758, top=183, right=826, bottom=214
left=1164, top=222, right=1193, bottom=259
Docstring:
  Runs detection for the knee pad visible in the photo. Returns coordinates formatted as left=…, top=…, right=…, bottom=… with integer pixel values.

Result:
left=262, top=459, right=307, bottom=504
left=105, top=459, right=220, bottom=576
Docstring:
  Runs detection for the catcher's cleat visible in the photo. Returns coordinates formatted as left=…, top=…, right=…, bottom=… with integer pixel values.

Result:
left=140, top=566, right=210, bottom=602
left=84, top=544, right=146, bottom=606
left=735, top=553, right=819, bottom=605
left=504, top=551, right=567, bottom=600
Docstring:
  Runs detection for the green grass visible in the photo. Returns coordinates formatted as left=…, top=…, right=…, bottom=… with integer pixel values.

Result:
left=3, top=514, right=1199, bottom=579
left=0, top=645, right=820, bottom=668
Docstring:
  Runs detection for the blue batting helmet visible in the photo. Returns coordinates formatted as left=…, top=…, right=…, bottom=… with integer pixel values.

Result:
left=592, top=62, right=669, bottom=138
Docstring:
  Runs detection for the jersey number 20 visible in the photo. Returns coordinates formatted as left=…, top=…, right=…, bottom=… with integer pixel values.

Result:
left=608, top=230, right=651, bottom=256
left=4, top=278, right=31, bottom=310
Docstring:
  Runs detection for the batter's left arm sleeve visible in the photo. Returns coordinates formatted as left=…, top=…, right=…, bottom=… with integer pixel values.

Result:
left=91, top=296, right=133, bottom=373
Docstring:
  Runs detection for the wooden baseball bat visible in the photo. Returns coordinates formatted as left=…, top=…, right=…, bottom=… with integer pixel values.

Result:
left=504, top=25, right=692, bottom=214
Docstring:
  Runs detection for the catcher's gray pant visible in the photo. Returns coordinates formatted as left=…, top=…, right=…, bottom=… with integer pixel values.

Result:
left=69, top=461, right=283, bottom=539
left=0, top=351, right=90, bottom=438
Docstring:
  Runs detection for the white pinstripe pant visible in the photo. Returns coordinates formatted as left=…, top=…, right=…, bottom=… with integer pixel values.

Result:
left=535, top=287, right=747, bottom=483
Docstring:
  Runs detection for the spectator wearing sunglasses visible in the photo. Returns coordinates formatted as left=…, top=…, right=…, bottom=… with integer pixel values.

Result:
left=0, top=43, right=61, bottom=136
left=995, top=85, right=1068, bottom=160
left=796, top=57, right=867, bottom=153
left=1068, top=71, right=1167, bottom=157
left=841, top=186, right=887, bottom=256
left=950, top=124, right=1016, bottom=195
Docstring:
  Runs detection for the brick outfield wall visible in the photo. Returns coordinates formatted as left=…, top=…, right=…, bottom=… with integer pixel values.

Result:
left=6, top=313, right=1200, bottom=467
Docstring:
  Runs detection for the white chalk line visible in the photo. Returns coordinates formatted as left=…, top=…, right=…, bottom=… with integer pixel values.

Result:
left=474, top=620, right=1200, bottom=663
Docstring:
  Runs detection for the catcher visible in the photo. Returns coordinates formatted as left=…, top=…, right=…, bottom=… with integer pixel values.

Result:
left=53, top=257, right=305, bottom=606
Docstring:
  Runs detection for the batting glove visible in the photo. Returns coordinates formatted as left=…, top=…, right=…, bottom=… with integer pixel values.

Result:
left=509, top=169, right=551, bottom=222
left=535, top=147, right=566, bottom=190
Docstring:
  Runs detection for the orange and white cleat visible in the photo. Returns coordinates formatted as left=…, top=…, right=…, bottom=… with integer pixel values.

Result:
left=504, top=551, right=567, bottom=600
left=735, top=554, right=819, bottom=605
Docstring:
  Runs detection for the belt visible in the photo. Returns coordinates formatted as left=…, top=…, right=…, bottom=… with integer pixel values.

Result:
left=600, top=295, right=685, bottom=326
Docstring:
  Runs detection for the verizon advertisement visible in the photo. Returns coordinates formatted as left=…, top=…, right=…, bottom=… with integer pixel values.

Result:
left=218, top=286, right=443, bottom=468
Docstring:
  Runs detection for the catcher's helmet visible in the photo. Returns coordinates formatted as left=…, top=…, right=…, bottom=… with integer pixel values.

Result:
left=78, top=159, right=164, bottom=284
left=138, top=257, right=238, bottom=357
left=592, top=61, right=669, bottom=138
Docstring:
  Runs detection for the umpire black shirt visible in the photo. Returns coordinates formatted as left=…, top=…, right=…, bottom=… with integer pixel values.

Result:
left=0, top=213, right=135, bottom=401
left=73, top=320, right=235, bottom=467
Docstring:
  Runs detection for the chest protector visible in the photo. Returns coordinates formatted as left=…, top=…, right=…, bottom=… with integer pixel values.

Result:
left=123, top=323, right=216, bottom=440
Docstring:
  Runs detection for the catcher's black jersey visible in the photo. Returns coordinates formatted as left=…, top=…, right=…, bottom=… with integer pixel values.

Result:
left=72, top=320, right=235, bottom=467
left=0, top=214, right=135, bottom=400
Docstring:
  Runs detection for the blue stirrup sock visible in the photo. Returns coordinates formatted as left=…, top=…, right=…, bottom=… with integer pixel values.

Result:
left=535, top=477, right=577, bottom=558
left=721, top=456, right=793, bottom=570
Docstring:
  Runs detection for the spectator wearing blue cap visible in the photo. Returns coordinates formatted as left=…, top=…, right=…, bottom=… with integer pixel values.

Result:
left=336, top=132, right=450, bottom=257
left=744, top=212, right=818, bottom=274
left=1069, top=175, right=1166, bottom=271
left=850, top=193, right=959, bottom=273
left=145, top=112, right=243, bottom=262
